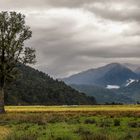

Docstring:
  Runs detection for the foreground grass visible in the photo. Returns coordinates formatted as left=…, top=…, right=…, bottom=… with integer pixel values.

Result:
left=0, top=105, right=139, bottom=140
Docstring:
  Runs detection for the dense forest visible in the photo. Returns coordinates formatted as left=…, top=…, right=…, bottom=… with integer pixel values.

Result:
left=5, top=64, right=96, bottom=105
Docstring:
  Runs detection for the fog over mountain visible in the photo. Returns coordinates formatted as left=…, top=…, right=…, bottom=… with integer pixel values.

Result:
left=1, top=0, right=140, bottom=78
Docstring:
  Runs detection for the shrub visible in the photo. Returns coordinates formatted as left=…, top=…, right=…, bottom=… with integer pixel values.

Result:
left=74, top=127, right=92, bottom=135
left=98, top=119, right=111, bottom=127
left=66, top=117, right=80, bottom=124
left=114, top=119, right=120, bottom=126
left=84, top=119, right=96, bottom=124
left=128, top=121, right=138, bottom=128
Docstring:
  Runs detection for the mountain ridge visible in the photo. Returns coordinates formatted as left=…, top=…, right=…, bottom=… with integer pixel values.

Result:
left=62, top=63, right=140, bottom=104
left=62, top=63, right=138, bottom=87
left=71, top=84, right=133, bottom=104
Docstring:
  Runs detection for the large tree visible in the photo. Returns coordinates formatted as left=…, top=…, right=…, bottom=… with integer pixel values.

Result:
left=0, top=11, right=36, bottom=113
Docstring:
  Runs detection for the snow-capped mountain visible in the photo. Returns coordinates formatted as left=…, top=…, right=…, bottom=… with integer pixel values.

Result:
left=63, top=63, right=138, bottom=87
left=62, top=63, right=140, bottom=104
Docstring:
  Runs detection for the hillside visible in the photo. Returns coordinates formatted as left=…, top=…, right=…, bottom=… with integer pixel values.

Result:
left=117, top=80, right=140, bottom=102
left=71, top=84, right=133, bottom=104
left=5, top=64, right=96, bottom=105
left=135, top=67, right=140, bottom=75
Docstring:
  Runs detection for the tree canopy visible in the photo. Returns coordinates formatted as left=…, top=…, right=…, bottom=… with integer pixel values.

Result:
left=0, top=11, right=36, bottom=113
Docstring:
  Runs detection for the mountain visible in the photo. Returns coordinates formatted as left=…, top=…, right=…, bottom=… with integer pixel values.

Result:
left=71, top=84, right=133, bottom=104
left=63, top=63, right=138, bottom=87
left=135, top=67, right=140, bottom=75
left=118, top=80, right=140, bottom=102
left=62, top=63, right=140, bottom=104
left=5, top=64, right=96, bottom=105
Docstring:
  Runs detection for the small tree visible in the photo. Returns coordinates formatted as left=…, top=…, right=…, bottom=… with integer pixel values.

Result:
left=0, top=11, right=36, bottom=113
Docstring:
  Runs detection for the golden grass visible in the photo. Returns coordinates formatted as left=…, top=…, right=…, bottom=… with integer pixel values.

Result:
left=5, top=105, right=140, bottom=113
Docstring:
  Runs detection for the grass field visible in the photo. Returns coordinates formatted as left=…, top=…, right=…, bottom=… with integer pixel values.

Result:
left=0, top=105, right=140, bottom=140
left=5, top=105, right=140, bottom=112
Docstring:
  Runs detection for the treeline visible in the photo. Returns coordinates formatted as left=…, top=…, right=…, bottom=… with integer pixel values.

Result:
left=5, top=64, right=96, bottom=105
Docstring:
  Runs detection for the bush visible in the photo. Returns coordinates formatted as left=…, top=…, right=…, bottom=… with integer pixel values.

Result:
left=128, top=121, right=138, bottom=128
left=98, top=119, right=111, bottom=127
left=114, top=119, right=120, bottom=126
left=84, top=119, right=96, bottom=124
left=75, top=127, right=92, bottom=135
left=66, top=117, right=81, bottom=124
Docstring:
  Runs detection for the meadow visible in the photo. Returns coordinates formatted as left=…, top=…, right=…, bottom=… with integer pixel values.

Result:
left=0, top=105, right=140, bottom=140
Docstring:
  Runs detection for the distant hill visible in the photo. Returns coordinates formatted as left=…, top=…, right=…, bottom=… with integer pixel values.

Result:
left=63, top=63, right=138, bottom=87
left=135, top=67, right=140, bottom=75
left=62, top=63, right=140, bottom=104
left=117, top=80, right=140, bottom=102
left=5, top=64, right=96, bottom=105
left=71, top=84, right=133, bottom=104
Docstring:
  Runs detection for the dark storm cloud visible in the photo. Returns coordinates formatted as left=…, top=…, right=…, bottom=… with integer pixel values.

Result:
left=1, top=0, right=140, bottom=77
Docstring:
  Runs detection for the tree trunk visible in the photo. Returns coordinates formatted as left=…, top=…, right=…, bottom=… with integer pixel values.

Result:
left=0, top=87, right=5, bottom=113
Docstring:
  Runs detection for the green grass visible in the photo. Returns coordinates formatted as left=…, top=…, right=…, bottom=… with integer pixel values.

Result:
left=0, top=105, right=139, bottom=140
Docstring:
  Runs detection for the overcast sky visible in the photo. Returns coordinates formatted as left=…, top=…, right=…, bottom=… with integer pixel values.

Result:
left=1, top=0, right=140, bottom=78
